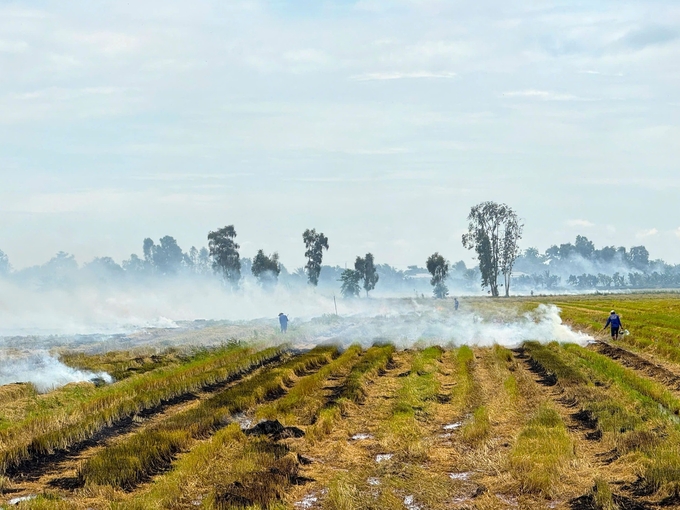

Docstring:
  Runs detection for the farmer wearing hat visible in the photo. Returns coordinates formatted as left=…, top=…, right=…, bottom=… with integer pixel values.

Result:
left=603, top=310, right=623, bottom=340
left=278, top=312, right=289, bottom=333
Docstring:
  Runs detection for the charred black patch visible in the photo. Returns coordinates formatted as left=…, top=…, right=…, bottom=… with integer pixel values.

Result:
left=569, top=492, right=653, bottom=510
left=622, top=477, right=656, bottom=497
left=47, top=476, right=83, bottom=490
left=211, top=448, right=303, bottom=509
left=569, top=494, right=596, bottom=510
left=560, top=395, right=580, bottom=408
left=436, top=393, right=452, bottom=404
left=573, top=409, right=598, bottom=429
left=245, top=420, right=305, bottom=441
left=298, top=455, right=313, bottom=465
left=596, top=448, right=620, bottom=465
left=585, top=429, right=603, bottom=441
left=526, top=357, right=557, bottom=386
left=659, top=492, right=680, bottom=507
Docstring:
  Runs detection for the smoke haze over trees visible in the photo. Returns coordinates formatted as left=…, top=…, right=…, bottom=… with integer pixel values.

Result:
left=251, top=250, right=281, bottom=288
left=355, top=253, right=379, bottom=297
left=208, top=225, right=241, bottom=288
left=2, top=227, right=680, bottom=314
left=302, top=229, right=329, bottom=287
left=426, top=252, right=450, bottom=299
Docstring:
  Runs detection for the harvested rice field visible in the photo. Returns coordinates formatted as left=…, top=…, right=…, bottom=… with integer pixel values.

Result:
left=2, top=294, right=680, bottom=509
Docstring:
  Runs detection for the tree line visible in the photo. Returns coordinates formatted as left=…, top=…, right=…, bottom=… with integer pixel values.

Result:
left=3, top=200, right=679, bottom=296
left=185, top=201, right=524, bottom=298
left=0, top=201, right=525, bottom=298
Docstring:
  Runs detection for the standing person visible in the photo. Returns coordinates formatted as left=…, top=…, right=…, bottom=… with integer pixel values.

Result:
left=454, top=298, right=459, bottom=311
left=278, top=312, right=289, bottom=333
left=603, top=310, right=623, bottom=340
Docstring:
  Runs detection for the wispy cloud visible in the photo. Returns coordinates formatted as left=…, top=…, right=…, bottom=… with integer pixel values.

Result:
left=619, top=25, right=679, bottom=50
left=636, top=228, right=659, bottom=238
left=501, top=90, right=589, bottom=101
left=566, top=219, right=595, bottom=228
left=578, top=70, right=624, bottom=77
left=351, top=71, right=457, bottom=81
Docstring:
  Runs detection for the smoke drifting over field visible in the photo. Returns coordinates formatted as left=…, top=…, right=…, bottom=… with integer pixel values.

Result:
left=0, top=352, right=112, bottom=393
left=0, top=277, right=590, bottom=345
left=0, top=277, right=345, bottom=337
left=0, top=273, right=593, bottom=391
left=308, top=303, right=592, bottom=348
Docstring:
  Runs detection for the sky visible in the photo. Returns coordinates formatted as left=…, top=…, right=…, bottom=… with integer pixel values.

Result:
left=1, top=0, right=679, bottom=270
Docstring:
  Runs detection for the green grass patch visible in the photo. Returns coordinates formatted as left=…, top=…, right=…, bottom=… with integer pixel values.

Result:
left=339, top=344, right=395, bottom=404
left=564, top=344, right=680, bottom=415
left=461, top=405, right=491, bottom=444
left=509, top=404, right=574, bottom=496
left=522, top=341, right=589, bottom=386
left=451, top=345, right=476, bottom=409
left=257, top=344, right=362, bottom=424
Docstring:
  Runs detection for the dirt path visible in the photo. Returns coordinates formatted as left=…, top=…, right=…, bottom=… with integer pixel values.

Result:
left=1, top=356, right=286, bottom=504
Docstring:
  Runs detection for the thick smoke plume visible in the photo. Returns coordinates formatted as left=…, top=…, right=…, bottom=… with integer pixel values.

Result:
left=0, top=351, right=112, bottom=393
left=304, top=303, right=592, bottom=348
left=0, top=272, right=593, bottom=391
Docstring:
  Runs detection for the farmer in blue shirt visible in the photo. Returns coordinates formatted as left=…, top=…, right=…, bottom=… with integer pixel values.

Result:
left=278, top=313, right=289, bottom=333
left=603, top=310, right=623, bottom=340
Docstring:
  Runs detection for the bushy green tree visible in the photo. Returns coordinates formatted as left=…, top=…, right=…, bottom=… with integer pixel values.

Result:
left=462, top=201, right=523, bottom=297
left=426, top=252, right=449, bottom=298
left=208, top=225, right=241, bottom=288
left=355, top=253, right=379, bottom=297
left=302, top=228, right=329, bottom=286
left=339, top=269, right=361, bottom=298
left=251, top=250, right=281, bottom=287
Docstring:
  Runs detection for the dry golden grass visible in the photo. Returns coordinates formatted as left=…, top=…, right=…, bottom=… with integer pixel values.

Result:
left=0, top=344, right=284, bottom=476
left=79, top=346, right=335, bottom=489
left=8, top=296, right=680, bottom=509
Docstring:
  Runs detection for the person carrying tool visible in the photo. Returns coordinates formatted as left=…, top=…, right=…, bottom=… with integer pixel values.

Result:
left=603, top=310, right=623, bottom=340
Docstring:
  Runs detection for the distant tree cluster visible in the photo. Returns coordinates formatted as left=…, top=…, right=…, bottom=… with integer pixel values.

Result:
left=424, top=201, right=524, bottom=298
left=512, top=234, right=680, bottom=291
left=338, top=253, right=380, bottom=298
left=3, top=202, right=680, bottom=297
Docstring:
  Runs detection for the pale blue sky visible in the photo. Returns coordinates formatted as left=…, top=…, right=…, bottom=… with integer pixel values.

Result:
left=1, top=0, right=679, bottom=269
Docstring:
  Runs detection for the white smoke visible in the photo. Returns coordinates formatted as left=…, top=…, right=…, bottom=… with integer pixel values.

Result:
left=307, top=303, right=592, bottom=348
left=0, top=351, right=113, bottom=393
left=0, top=271, right=593, bottom=392
left=0, top=277, right=340, bottom=337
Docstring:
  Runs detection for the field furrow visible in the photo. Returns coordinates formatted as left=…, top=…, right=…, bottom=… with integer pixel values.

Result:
left=518, top=341, right=680, bottom=508
left=103, top=344, right=368, bottom=509
left=593, top=341, right=680, bottom=392
left=0, top=344, right=286, bottom=479
left=1, top=351, right=290, bottom=503
left=4, top=294, right=680, bottom=509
